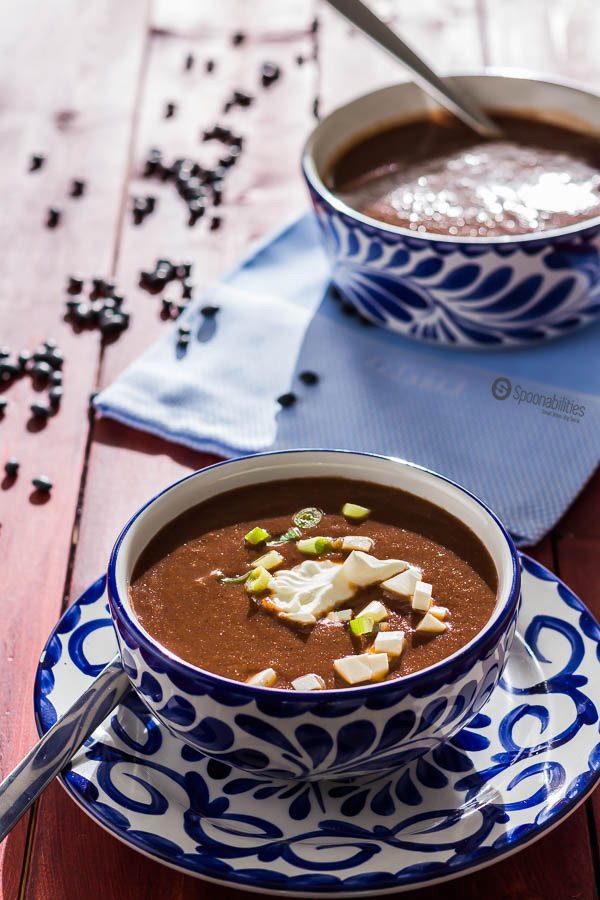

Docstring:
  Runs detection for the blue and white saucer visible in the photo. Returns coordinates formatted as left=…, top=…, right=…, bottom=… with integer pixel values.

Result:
left=34, top=556, right=600, bottom=896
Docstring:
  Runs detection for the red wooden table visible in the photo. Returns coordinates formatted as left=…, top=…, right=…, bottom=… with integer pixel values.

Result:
left=0, top=1, right=598, bottom=898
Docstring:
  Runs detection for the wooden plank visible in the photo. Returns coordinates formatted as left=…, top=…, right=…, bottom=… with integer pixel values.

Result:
left=0, top=0, right=148, bottom=891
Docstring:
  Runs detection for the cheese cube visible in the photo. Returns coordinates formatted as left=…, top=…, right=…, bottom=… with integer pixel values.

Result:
left=381, top=565, right=422, bottom=597
left=356, top=600, right=388, bottom=622
left=415, top=612, right=447, bottom=634
left=411, top=580, right=432, bottom=613
left=360, top=652, right=389, bottom=678
left=430, top=605, right=449, bottom=621
left=291, top=673, right=325, bottom=691
left=373, top=630, right=405, bottom=657
left=327, top=608, right=353, bottom=623
left=340, top=535, right=374, bottom=552
left=246, top=667, right=278, bottom=687
left=334, top=655, right=373, bottom=684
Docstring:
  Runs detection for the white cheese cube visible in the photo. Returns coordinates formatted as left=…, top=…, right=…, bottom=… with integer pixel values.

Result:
left=415, top=612, right=447, bottom=634
left=356, top=600, right=388, bottom=622
left=340, top=535, right=374, bottom=552
left=327, top=608, right=353, bottom=623
left=411, top=580, right=432, bottom=613
left=430, top=605, right=449, bottom=621
left=246, top=667, right=278, bottom=687
left=279, top=610, right=317, bottom=626
left=381, top=565, right=422, bottom=597
left=291, top=673, right=325, bottom=691
left=334, top=655, right=373, bottom=684
left=360, top=652, right=389, bottom=679
left=373, top=630, right=405, bottom=657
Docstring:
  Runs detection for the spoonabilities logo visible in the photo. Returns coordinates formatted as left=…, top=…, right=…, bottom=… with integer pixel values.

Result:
left=492, top=377, right=512, bottom=400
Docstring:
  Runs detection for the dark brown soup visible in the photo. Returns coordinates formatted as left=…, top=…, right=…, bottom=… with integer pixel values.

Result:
left=130, top=478, right=498, bottom=690
left=328, top=113, right=600, bottom=237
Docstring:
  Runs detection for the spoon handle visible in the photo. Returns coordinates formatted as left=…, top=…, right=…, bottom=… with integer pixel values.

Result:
left=0, top=655, right=128, bottom=842
left=324, top=0, right=501, bottom=137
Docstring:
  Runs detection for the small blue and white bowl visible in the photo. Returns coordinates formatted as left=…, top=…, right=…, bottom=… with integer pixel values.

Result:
left=107, top=450, right=520, bottom=781
left=302, top=73, right=600, bottom=348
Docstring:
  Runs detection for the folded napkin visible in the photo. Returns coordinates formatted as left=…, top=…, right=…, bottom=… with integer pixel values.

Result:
left=96, top=213, right=600, bottom=546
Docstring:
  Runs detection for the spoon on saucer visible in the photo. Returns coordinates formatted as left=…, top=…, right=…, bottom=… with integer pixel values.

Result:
left=0, top=656, right=128, bottom=842
left=324, top=0, right=501, bottom=138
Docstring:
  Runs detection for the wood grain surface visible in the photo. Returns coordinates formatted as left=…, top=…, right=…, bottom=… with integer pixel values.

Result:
left=0, top=1, right=597, bottom=898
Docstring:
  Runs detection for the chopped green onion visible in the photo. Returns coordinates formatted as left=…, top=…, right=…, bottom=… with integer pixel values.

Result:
left=349, top=615, right=375, bottom=637
left=244, top=526, right=270, bottom=546
left=250, top=550, right=284, bottom=571
left=296, top=536, right=332, bottom=555
left=268, top=526, right=301, bottom=546
left=342, top=502, right=371, bottom=521
left=245, top=566, right=273, bottom=594
left=219, top=571, right=251, bottom=585
left=293, top=506, right=323, bottom=529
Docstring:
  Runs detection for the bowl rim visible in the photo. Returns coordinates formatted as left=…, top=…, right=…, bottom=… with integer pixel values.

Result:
left=107, top=449, right=521, bottom=698
left=301, top=68, right=600, bottom=246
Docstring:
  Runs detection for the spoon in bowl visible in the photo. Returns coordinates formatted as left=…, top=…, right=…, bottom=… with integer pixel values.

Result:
left=324, top=0, right=501, bottom=138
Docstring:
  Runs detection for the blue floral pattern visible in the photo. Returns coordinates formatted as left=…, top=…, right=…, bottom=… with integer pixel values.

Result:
left=34, top=556, right=600, bottom=893
left=307, top=193, right=600, bottom=347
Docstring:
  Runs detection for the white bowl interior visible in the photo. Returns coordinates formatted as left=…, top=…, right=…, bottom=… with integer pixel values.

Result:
left=115, top=452, right=515, bottom=661
left=307, top=74, right=600, bottom=181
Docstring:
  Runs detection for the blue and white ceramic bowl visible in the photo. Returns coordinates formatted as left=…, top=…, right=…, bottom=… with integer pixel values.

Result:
left=302, top=73, right=600, bottom=348
left=108, top=450, right=520, bottom=780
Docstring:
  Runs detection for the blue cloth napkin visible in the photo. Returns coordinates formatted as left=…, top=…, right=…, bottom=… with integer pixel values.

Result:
left=96, top=213, right=600, bottom=546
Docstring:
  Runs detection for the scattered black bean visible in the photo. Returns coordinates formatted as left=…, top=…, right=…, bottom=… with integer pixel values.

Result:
left=201, top=305, right=220, bottom=317
left=210, top=215, right=222, bottom=231
left=18, top=350, right=31, bottom=370
left=188, top=200, right=205, bottom=227
left=46, top=207, right=61, bottom=228
left=31, top=402, right=51, bottom=419
left=68, top=275, right=84, bottom=294
left=161, top=298, right=173, bottom=316
left=295, top=55, right=305, bottom=66
left=178, top=324, right=191, bottom=337
left=29, top=153, right=45, bottom=171
left=49, top=386, right=63, bottom=408
left=232, top=31, right=246, bottom=45
left=205, top=59, right=215, bottom=73
left=299, top=370, right=319, bottom=385
left=310, top=17, right=319, bottom=33
left=165, top=101, right=177, bottom=119
left=32, top=476, right=52, bottom=493
left=4, top=459, right=19, bottom=477
left=0, top=348, right=9, bottom=359
left=31, top=362, right=52, bottom=382
left=70, top=178, right=86, bottom=197
left=277, top=392, right=297, bottom=408
left=181, top=280, right=193, bottom=299
left=184, top=52, right=195, bottom=71
left=1, top=362, right=19, bottom=381
left=50, top=371, right=62, bottom=386
left=260, top=62, right=281, bottom=87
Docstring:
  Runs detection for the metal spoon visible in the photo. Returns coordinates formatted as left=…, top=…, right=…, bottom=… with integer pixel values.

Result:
left=324, top=0, right=501, bottom=138
left=0, top=656, right=128, bottom=842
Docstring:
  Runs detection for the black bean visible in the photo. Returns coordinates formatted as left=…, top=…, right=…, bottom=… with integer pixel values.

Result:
left=29, top=153, right=45, bottom=171
left=184, top=52, right=194, bottom=71
left=32, top=475, right=52, bottom=493
left=299, top=370, right=319, bottom=385
left=0, top=348, right=10, bottom=359
left=210, top=215, right=222, bottom=231
left=46, top=207, right=61, bottom=228
left=68, top=275, right=84, bottom=294
left=181, top=280, right=193, bottom=299
left=176, top=262, right=193, bottom=279
left=178, top=324, right=191, bottom=337
left=50, top=371, right=63, bottom=386
left=111, top=294, right=124, bottom=307
left=146, top=195, right=156, bottom=213
left=18, top=350, right=31, bottom=369
left=0, top=397, right=7, bottom=413
left=205, top=59, right=215, bottom=73
left=260, top=62, right=281, bottom=87
left=310, top=17, right=319, bottom=33
left=175, top=302, right=188, bottom=317
left=92, top=277, right=107, bottom=295
left=232, top=31, right=245, bottom=45
left=48, top=352, right=64, bottom=370
left=233, top=90, right=253, bottom=107
left=161, top=298, right=173, bottom=315
left=31, top=402, right=51, bottom=419
left=201, top=305, right=220, bottom=317
left=49, top=386, right=63, bottom=408
left=295, top=55, right=305, bottom=66
left=70, top=178, right=86, bottom=197
left=277, top=392, right=297, bottom=408
left=4, top=458, right=19, bottom=477
left=165, top=102, right=176, bottom=119
left=73, top=303, right=92, bottom=325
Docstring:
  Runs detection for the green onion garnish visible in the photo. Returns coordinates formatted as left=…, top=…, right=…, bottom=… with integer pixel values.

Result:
left=250, top=550, right=284, bottom=571
left=245, top=566, right=273, bottom=594
left=293, top=507, right=323, bottom=529
left=268, top=526, right=301, bottom=546
left=219, top=572, right=251, bottom=585
left=244, top=526, right=270, bottom=546
left=342, top=502, right=371, bottom=521
left=296, top=536, right=332, bottom=555
left=349, top=615, right=375, bottom=636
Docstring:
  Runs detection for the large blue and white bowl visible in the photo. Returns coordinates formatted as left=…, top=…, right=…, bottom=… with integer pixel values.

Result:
left=108, top=450, right=521, bottom=781
left=302, top=74, right=600, bottom=348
